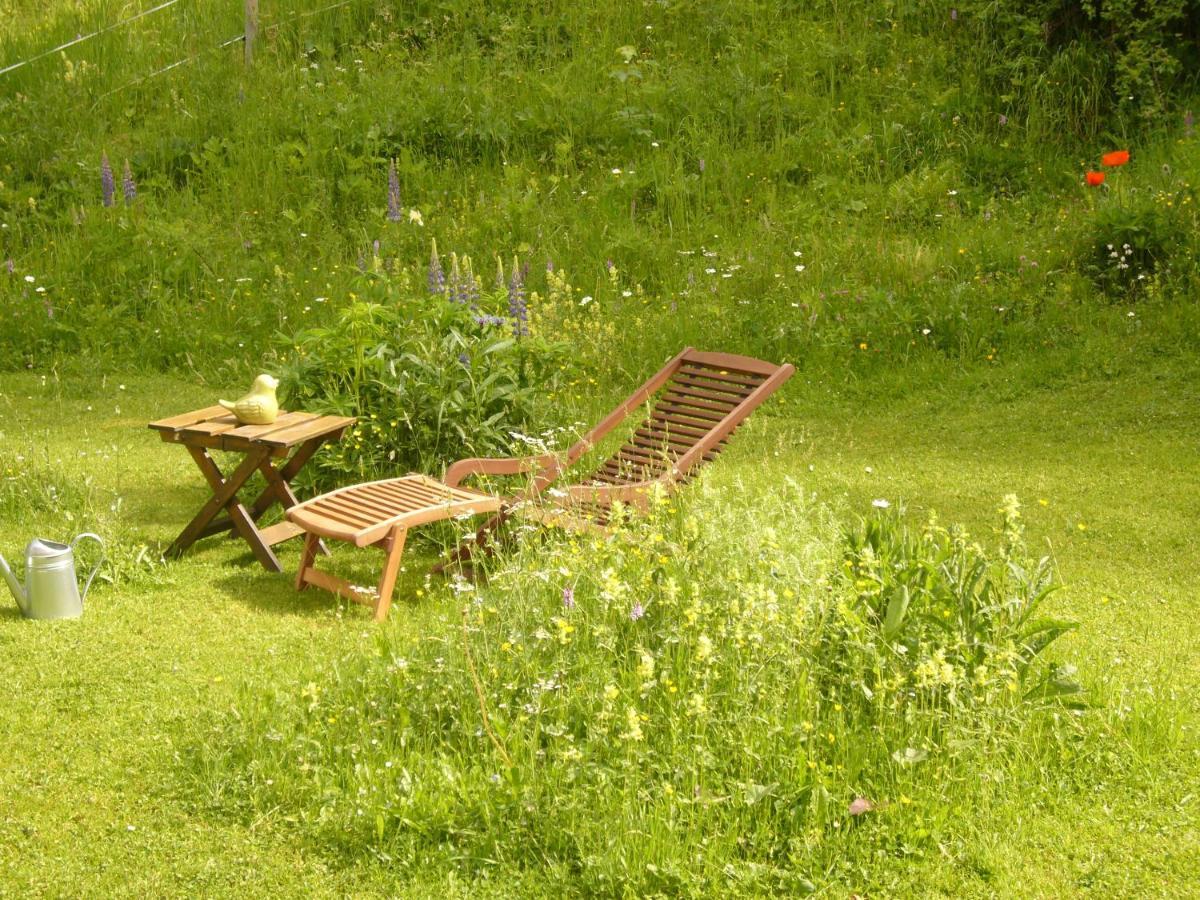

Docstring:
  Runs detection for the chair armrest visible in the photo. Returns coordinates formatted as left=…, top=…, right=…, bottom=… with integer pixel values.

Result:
left=443, top=453, right=561, bottom=488
left=562, top=479, right=664, bottom=511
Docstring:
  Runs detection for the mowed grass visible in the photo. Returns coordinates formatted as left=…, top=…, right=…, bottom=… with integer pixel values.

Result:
left=0, top=357, right=1196, bottom=897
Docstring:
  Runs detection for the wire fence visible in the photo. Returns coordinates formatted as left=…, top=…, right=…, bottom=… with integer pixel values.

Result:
left=1, top=0, right=365, bottom=91
left=0, top=0, right=186, bottom=77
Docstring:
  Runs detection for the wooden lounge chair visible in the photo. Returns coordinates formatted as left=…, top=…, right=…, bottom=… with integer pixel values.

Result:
left=441, top=346, right=794, bottom=547
left=287, top=348, right=792, bottom=619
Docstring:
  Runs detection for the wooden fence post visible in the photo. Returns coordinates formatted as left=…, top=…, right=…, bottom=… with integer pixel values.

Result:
left=244, top=0, right=258, bottom=66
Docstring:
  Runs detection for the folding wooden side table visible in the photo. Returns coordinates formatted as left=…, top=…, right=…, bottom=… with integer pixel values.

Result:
left=148, top=405, right=356, bottom=572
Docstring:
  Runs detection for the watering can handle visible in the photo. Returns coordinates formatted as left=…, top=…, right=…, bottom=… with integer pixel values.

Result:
left=70, top=533, right=106, bottom=604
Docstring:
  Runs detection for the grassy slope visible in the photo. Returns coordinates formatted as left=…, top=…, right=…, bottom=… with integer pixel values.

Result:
left=5, top=0, right=1196, bottom=383
left=0, top=358, right=1196, bottom=897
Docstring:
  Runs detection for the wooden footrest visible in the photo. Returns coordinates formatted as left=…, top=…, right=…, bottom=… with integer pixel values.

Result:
left=288, top=474, right=503, bottom=621
left=287, top=474, right=502, bottom=547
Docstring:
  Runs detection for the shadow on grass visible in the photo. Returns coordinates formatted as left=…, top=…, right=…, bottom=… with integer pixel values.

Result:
left=116, top=480, right=216, bottom=533
left=209, top=542, right=452, bottom=621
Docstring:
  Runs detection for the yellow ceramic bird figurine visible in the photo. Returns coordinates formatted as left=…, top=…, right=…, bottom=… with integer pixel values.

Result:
left=219, top=374, right=280, bottom=425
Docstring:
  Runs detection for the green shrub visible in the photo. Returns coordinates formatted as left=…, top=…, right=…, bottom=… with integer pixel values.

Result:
left=276, top=267, right=565, bottom=489
left=966, top=0, right=1200, bottom=136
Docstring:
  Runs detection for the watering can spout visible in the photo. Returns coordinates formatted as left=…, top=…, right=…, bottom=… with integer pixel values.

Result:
left=0, top=552, right=27, bottom=615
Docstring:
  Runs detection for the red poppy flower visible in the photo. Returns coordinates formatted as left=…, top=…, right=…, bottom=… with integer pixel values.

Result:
left=1085, top=171, right=1106, bottom=187
left=1101, top=150, right=1130, bottom=167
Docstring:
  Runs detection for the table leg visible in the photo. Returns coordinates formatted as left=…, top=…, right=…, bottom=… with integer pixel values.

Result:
left=169, top=445, right=282, bottom=572
left=246, top=437, right=331, bottom=555
left=248, top=437, right=324, bottom=518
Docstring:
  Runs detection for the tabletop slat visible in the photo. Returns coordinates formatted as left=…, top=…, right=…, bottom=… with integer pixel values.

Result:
left=148, top=405, right=228, bottom=432
left=221, top=411, right=317, bottom=442
left=180, top=415, right=243, bottom=437
left=257, top=414, right=356, bottom=448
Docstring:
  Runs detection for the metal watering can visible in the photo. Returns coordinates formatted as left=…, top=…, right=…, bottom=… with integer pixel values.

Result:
left=0, top=534, right=104, bottom=620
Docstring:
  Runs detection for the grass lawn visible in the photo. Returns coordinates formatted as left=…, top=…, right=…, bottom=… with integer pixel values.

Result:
left=1, top=356, right=1197, bottom=896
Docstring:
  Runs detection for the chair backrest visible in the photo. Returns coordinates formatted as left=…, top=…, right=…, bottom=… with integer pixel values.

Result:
left=563, top=348, right=794, bottom=488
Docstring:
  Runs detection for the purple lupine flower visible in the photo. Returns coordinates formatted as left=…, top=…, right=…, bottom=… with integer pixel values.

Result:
left=386, top=159, right=402, bottom=222
left=458, top=352, right=470, bottom=367
left=629, top=602, right=645, bottom=622
left=100, top=153, right=115, bottom=207
left=546, top=258, right=554, bottom=273
left=508, top=255, right=528, bottom=338
left=562, top=586, right=575, bottom=609
left=605, top=259, right=615, bottom=274
left=473, top=314, right=506, bottom=327
left=5, top=259, right=13, bottom=275
left=998, top=114, right=1007, bottom=126
left=122, top=160, right=136, bottom=203
left=428, top=239, right=446, bottom=296
left=698, top=158, right=705, bottom=173
left=446, top=253, right=462, bottom=302
left=447, top=253, right=477, bottom=307
left=462, top=269, right=480, bottom=309
left=950, top=8, right=957, bottom=20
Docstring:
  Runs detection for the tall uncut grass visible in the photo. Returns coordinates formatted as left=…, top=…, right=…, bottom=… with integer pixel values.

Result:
left=192, top=486, right=1168, bottom=893
left=2, top=0, right=1198, bottom=387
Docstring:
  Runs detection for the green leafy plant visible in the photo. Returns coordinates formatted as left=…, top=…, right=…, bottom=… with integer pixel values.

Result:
left=276, top=272, right=565, bottom=488
left=826, top=496, right=1082, bottom=714
left=1083, top=196, right=1191, bottom=299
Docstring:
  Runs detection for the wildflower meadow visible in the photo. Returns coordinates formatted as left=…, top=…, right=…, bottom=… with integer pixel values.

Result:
left=1, top=1, right=1198, bottom=896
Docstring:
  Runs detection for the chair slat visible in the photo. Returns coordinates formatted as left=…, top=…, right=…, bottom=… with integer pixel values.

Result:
left=340, top=492, right=405, bottom=517
left=681, top=349, right=781, bottom=377
left=366, top=488, right=427, bottom=512
left=650, top=409, right=724, bottom=432
left=641, top=427, right=729, bottom=453
left=313, top=497, right=381, bottom=525
left=376, top=480, right=454, bottom=508
left=659, top=392, right=738, bottom=417
left=666, top=387, right=747, bottom=412
left=357, top=481, right=426, bottom=506
left=306, top=504, right=375, bottom=529
left=671, top=373, right=755, bottom=398
left=678, top=363, right=766, bottom=390
left=634, top=427, right=698, bottom=451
